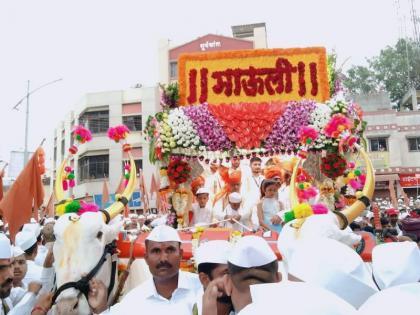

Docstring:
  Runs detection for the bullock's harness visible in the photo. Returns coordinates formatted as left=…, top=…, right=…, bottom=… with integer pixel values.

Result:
left=51, top=241, right=118, bottom=305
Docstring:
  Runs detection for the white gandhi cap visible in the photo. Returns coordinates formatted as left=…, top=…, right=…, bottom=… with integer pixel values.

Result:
left=44, top=218, right=55, bottom=224
left=287, top=238, right=377, bottom=308
left=359, top=283, right=420, bottom=315
left=196, top=240, right=232, bottom=267
left=146, top=225, right=181, bottom=243
left=228, top=192, right=242, bottom=204
left=15, top=231, right=37, bottom=251
left=196, top=187, right=210, bottom=195
left=0, top=234, right=12, bottom=259
left=12, top=246, right=25, bottom=258
left=241, top=282, right=357, bottom=315
left=22, top=223, right=41, bottom=238
left=228, top=235, right=276, bottom=268
left=372, top=241, right=420, bottom=290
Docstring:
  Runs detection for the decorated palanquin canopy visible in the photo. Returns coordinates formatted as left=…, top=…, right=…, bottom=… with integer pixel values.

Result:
left=145, top=47, right=366, bottom=164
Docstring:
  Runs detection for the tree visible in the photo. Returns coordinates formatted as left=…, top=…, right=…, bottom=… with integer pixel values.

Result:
left=344, top=38, right=420, bottom=105
left=344, top=65, right=379, bottom=95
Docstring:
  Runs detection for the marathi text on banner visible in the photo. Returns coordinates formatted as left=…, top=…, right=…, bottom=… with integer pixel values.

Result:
left=178, top=47, right=330, bottom=105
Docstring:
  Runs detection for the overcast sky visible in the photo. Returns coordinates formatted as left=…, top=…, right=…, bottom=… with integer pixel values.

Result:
left=0, top=0, right=417, bottom=173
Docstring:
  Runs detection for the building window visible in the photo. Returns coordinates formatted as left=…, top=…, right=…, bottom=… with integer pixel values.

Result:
left=122, top=159, right=143, bottom=176
left=408, top=137, right=420, bottom=152
left=53, top=147, right=57, bottom=162
left=122, top=115, right=142, bottom=131
left=170, top=61, right=178, bottom=78
left=79, top=110, right=109, bottom=133
left=78, top=155, right=109, bottom=182
left=61, top=139, right=65, bottom=158
left=369, top=137, right=388, bottom=152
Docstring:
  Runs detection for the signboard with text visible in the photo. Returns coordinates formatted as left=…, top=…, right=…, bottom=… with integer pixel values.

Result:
left=93, top=191, right=141, bottom=209
left=178, top=47, right=330, bottom=105
left=399, top=173, right=420, bottom=188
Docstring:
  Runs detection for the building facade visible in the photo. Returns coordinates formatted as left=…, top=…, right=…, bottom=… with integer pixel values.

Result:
left=355, top=92, right=420, bottom=200
left=159, top=23, right=268, bottom=84
left=53, top=87, right=159, bottom=211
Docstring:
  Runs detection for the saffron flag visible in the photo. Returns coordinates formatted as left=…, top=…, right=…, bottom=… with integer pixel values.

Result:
left=0, top=165, right=5, bottom=202
left=0, top=148, right=44, bottom=241
left=102, top=180, right=110, bottom=206
left=45, top=192, right=55, bottom=218
left=150, top=174, right=159, bottom=199
left=388, top=180, right=398, bottom=208
left=115, top=175, right=125, bottom=195
left=139, top=170, right=149, bottom=211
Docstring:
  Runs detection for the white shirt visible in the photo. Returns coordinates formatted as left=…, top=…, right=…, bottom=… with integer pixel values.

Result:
left=278, top=185, right=291, bottom=211
left=216, top=205, right=249, bottom=232
left=34, top=245, right=48, bottom=266
left=191, top=203, right=213, bottom=227
left=22, top=260, right=43, bottom=286
left=104, top=271, right=201, bottom=315
left=0, top=288, right=37, bottom=315
left=241, top=174, right=264, bottom=228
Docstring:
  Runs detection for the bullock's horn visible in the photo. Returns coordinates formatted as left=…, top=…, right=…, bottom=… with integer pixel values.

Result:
left=289, top=157, right=302, bottom=209
left=289, top=144, right=375, bottom=229
left=54, top=157, right=69, bottom=203
left=339, top=144, right=375, bottom=227
left=101, top=152, right=137, bottom=223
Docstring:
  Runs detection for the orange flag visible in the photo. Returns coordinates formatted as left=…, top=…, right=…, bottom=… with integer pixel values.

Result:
left=45, top=192, right=55, bottom=218
left=139, top=170, right=149, bottom=211
left=102, top=180, right=110, bottom=206
left=115, top=175, right=125, bottom=195
left=401, top=188, right=410, bottom=206
left=388, top=180, right=398, bottom=208
left=150, top=174, right=159, bottom=199
left=0, top=165, right=5, bottom=202
left=0, top=148, right=44, bottom=241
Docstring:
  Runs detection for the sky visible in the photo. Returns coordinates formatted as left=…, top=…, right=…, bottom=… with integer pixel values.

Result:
left=0, top=0, right=417, bottom=174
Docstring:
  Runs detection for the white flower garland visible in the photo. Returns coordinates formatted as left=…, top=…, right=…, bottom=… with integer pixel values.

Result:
left=167, top=108, right=201, bottom=151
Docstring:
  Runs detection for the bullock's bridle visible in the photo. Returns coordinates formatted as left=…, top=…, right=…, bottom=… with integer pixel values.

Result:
left=51, top=241, right=118, bottom=305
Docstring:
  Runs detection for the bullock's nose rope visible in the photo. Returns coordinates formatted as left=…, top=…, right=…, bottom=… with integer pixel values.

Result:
left=52, top=241, right=118, bottom=305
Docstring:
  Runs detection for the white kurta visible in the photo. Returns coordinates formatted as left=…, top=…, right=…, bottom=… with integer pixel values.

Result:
left=191, top=203, right=213, bottom=227
left=0, top=289, right=37, bottom=315
left=22, top=260, right=43, bottom=286
left=104, top=271, right=201, bottom=315
left=278, top=184, right=291, bottom=211
left=241, top=174, right=264, bottom=228
left=34, top=245, right=48, bottom=266
left=215, top=205, right=250, bottom=232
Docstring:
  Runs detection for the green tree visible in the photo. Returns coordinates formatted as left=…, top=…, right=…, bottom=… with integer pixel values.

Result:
left=344, top=65, right=378, bottom=94
left=344, top=38, right=420, bottom=104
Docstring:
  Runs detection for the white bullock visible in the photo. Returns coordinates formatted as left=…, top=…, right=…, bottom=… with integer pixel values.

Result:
left=52, top=212, right=122, bottom=315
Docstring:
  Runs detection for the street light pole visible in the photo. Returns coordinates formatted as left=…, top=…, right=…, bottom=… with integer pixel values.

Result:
left=12, top=78, right=63, bottom=165
left=24, top=80, right=30, bottom=165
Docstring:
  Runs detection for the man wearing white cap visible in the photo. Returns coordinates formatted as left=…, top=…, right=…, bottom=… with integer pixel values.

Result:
left=22, top=223, right=47, bottom=267
left=239, top=281, right=357, bottom=315
left=11, top=247, right=27, bottom=289
left=88, top=225, right=201, bottom=314
left=286, top=238, right=378, bottom=308
left=15, top=230, right=43, bottom=287
left=359, top=283, right=420, bottom=315
left=371, top=241, right=420, bottom=290
left=202, top=236, right=280, bottom=315
left=194, top=241, right=233, bottom=315
left=0, top=234, right=41, bottom=315
left=215, top=193, right=250, bottom=232
left=190, top=188, right=213, bottom=227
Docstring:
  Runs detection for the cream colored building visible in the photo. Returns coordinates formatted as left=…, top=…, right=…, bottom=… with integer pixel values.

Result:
left=159, top=23, right=268, bottom=84
left=355, top=92, right=420, bottom=199
left=53, top=87, right=160, bottom=211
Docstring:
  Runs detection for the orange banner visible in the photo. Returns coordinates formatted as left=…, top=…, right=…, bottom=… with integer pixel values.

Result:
left=178, top=47, right=330, bottom=105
